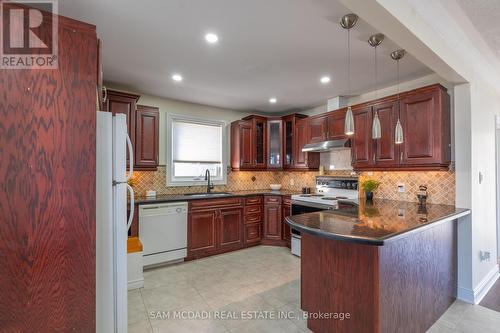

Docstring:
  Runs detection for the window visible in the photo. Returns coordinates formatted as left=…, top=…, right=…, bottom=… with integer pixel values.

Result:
left=167, top=114, right=227, bottom=186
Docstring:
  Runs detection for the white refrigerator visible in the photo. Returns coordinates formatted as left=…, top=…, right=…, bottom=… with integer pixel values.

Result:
left=96, top=111, right=135, bottom=333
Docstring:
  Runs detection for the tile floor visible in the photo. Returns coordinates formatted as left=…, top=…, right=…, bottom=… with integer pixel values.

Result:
left=128, top=246, right=500, bottom=333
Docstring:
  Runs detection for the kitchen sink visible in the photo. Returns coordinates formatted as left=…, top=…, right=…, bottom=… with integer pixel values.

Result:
left=183, top=192, right=232, bottom=197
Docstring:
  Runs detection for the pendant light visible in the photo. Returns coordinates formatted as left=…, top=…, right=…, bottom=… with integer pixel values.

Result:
left=391, top=49, right=406, bottom=144
left=340, top=14, right=358, bottom=136
left=368, top=33, right=384, bottom=139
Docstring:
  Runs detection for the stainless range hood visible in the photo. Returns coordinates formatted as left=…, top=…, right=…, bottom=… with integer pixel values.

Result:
left=301, top=139, right=351, bottom=152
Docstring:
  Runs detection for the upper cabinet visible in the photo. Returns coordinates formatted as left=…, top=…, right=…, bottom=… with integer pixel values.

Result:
left=307, top=109, right=348, bottom=143
left=231, top=114, right=319, bottom=171
left=267, top=119, right=283, bottom=169
left=135, top=105, right=159, bottom=170
left=399, top=85, right=450, bottom=168
left=104, top=90, right=160, bottom=170
left=350, top=84, right=451, bottom=171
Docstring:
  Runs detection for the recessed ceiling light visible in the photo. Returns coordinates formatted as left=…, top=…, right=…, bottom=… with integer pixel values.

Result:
left=269, top=97, right=277, bottom=104
left=320, top=76, right=331, bottom=84
left=205, top=33, right=219, bottom=44
left=172, top=74, right=183, bottom=82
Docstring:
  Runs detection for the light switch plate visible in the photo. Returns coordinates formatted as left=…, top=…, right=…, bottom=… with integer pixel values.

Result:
left=397, top=183, right=405, bottom=193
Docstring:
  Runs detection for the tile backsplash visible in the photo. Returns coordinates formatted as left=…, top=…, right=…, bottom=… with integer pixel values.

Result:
left=131, top=166, right=455, bottom=205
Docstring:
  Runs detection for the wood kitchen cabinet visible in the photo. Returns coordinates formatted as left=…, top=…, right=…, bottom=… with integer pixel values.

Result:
left=327, top=108, right=348, bottom=140
left=351, top=105, right=373, bottom=169
left=263, top=196, right=284, bottom=244
left=244, top=196, right=263, bottom=246
left=267, top=118, right=283, bottom=168
left=351, top=84, right=451, bottom=171
left=293, top=118, right=320, bottom=170
left=399, top=85, right=451, bottom=169
left=307, top=115, right=328, bottom=143
left=188, top=198, right=244, bottom=259
left=104, top=90, right=140, bottom=141
left=231, top=116, right=267, bottom=170
left=282, top=196, right=292, bottom=247
left=246, top=115, right=267, bottom=169
left=135, top=105, right=159, bottom=170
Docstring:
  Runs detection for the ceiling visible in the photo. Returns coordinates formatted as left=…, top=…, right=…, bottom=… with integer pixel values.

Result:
left=455, top=0, right=500, bottom=62
left=59, top=0, right=432, bottom=112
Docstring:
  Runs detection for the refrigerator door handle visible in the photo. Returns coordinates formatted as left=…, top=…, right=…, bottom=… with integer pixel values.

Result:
left=126, top=133, right=134, bottom=181
left=127, top=184, right=135, bottom=231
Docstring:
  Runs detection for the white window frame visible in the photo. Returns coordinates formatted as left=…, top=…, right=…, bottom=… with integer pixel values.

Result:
left=166, top=113, right=227, bottom=187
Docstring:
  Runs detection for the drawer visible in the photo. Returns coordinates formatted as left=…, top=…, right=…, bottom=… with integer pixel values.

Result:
left=245, top=196, right=262, bottom=206
left=265, top=196, right=282, bottom=204
left=189, top=197, right=242, bottom=211
left=283, top=196, right=292, bottom=206
left=244, top=205, right=262, bottom=215
left=244, top=213, right=262, bottom=224
left=245, top=223, right=261, bottom=244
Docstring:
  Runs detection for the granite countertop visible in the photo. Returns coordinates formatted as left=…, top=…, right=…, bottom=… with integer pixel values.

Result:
left=131, top=189, right=301, bottom=205
left=285, top=199, right=470, bottom=246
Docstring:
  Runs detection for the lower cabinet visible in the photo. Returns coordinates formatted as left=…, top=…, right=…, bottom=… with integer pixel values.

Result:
left=244, top=223, right=262, bottom=245
left=244, top=196, right=263, bottom=246
left=219, top=208, right=243, bottom=250
left=282, top=196, right=292, bottom=247
left=263, top=196, right=282, bottom=241
left=187, top=198, right=243, bottom=259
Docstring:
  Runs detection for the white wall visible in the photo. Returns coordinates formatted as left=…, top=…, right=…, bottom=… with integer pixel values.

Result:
left=338, top=0, right=500, bottom=304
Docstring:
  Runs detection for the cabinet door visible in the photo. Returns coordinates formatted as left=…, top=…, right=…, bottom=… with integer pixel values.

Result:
left=244, top=223, right=262, bottom=245
left=373, top=101, right=399, bottom=167
left=283, top=116, right=294, bottom=168
left=294, top=118, right=309, bottom=168
left=267, top=119, right=283, bottom=168
left=307, top=115, right=328, bottom=143
left=135, top=105, right=159, bottom=170
left=327, top=109, right=347, bottom=140
left=253, top=118, right=267, bottom=168
left=282, top=204, right=291, bottom=243
left=219, top=208, right=243, bottom=250
left=264, top=204, right=282, bottom=240
left=400, top=89, right=443, bottom=166
left=240, top=122, right=253, bottom=168
left=352, top=106, right=373, bottom=169
left=188, top=210, right=218, bottom=256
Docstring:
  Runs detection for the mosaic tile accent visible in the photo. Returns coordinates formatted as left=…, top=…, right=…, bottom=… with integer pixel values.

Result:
left=131, top=166, right=455, bottom=205
left=358, top=171, right=455, bottom=205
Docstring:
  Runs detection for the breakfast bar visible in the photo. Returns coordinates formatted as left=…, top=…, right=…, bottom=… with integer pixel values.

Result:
left=285, top=199, right=470, bottom=333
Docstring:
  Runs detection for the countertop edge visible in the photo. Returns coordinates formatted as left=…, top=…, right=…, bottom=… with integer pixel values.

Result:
left=285, top=209, right=471, bottom=246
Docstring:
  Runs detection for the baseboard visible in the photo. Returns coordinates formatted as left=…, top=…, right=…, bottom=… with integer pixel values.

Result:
left=458, top=264, right=500, bottom=304
left=128, top=278, right=144, bottom=290
left=473, top=265, right=500, bottom=304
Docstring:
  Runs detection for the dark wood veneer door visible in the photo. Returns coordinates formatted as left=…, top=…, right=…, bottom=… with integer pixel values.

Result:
left=294, top=119, right=309, bottom=168
left=352, top=106, right=373, bottom=169
left=188, top=211, right=218, bottom=256
left=219, top=208, right=243, bottom=250
left=240, top=122, right=253, bottom=168
left=400, top=90, right=440, bottom=165
left=327, top=109, right=347, bottom=140
left=374, top=101, right=399, bottom=167
left=135, top=105, right=159, bottom=170
left=307, top=115, right=328, bottom=143
left=0, top=16, right=97, bottom=331
left=264, top=204, right=282, bottom=240
left=282, top=204, right=291, bottom=243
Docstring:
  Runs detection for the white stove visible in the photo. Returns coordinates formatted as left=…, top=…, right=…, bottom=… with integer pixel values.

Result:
left=289, top=176, right=359, bottom=257
left=291, top=176, right=359, bottom=209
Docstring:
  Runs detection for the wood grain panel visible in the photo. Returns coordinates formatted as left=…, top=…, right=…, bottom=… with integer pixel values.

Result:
left=135, top=105, right=159, bottom=170
left=379, top=220, right=457, bottom=333
left=219, top=208, right=243, bottom=250
left=301, top=233, right=379, bottom=333
left=0, top=13, right=97, bottom=332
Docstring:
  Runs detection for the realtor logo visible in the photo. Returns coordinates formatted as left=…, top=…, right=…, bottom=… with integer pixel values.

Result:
left=1, top=0, right=58, bottom=69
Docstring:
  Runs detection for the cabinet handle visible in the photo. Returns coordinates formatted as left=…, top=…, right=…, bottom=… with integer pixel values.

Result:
left=102, top=86, right=107, bottom=103
left=373, top=154, right=375, bottom=163
left=400, top=152, right=403, bottom=162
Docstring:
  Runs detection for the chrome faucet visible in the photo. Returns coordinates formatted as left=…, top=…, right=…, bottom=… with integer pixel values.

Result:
left=205, top=169, right=214, bottom=193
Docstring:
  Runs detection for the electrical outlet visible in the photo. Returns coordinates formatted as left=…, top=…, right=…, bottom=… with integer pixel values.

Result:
left=480, top=251, right=491, bottom=262
left=397, top=183, right=405, bottom=193
left=290, top=179, right=295, bottom=186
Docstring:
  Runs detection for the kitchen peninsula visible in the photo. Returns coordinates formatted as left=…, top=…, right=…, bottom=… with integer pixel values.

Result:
left=285, top=199, right=470, bottom=333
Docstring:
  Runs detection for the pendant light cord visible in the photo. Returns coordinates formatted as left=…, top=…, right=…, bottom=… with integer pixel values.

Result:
left=374, top=46, right=378, bottom=99
left=347, top=28, right=351, bottom=104
left=397, top=59, right=400, bottom=117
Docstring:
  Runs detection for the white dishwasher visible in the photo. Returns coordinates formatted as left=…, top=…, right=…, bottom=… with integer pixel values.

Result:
left=139, top=202, right=188, bottom=267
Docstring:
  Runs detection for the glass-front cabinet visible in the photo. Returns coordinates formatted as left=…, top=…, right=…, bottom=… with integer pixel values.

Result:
left=254, top=118, right=266, bottom=168
left=267, top=119, right=283, bottom=168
